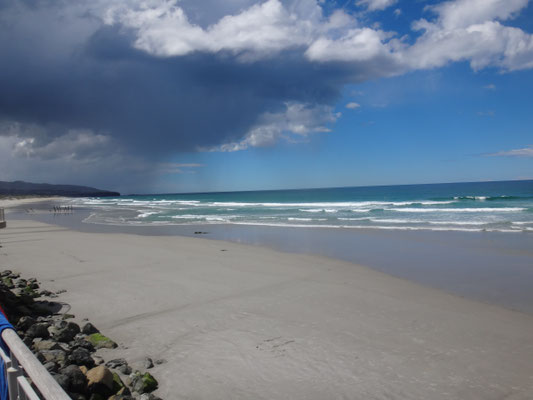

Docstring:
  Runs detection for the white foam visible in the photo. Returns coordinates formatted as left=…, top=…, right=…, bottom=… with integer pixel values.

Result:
left=389, top=207, right=525, bottom=213
left=137, top=211, right=160, bottom=218
left=300, top=208, right=338, bottom=213
left=288, top=217, right=327, bottom=221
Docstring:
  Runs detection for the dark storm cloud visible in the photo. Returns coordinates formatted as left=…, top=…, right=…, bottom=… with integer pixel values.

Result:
left=0, top=0, right=362, bottom=159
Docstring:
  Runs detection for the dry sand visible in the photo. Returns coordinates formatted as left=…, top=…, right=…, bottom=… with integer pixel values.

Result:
left=1, top=218, right=533, bottom=399
left=0, top=197, right=65, bottom=209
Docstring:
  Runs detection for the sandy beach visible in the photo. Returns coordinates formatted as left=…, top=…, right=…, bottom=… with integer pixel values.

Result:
left=0, top=197, right=65, bottom=209
left=1, top=214, right=532, bottom=399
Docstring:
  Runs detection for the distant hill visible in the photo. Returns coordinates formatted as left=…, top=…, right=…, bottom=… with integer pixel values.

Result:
left=0, top=181, right=120, bottom=197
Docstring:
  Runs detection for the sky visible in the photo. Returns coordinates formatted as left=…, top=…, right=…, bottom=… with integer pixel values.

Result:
left=0, top=0, right=532, bottom=194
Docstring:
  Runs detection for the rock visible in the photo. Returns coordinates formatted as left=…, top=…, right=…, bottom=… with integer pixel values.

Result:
left=92, top=355, right=104, bottom=366
left=54, top=374, right=70, bottom=391
left=16, top=279, right=27, bottom=288
left=22, top=336, right=33, bottom=347
left=79, top=366, right=88, bottom=375
left=86, top=365, right=114, bottom=397
left=139, top=394, right=162, bottom=400
left=60, top=365, right=88, bottom=393
left=105, top=358, right=132, bottom=375
left=105, top=359, right=128, bottom=369
left=15, top=305, right=32, bottom=315
left=131, top=372, right=158, bottom=394
left=28, top=281, right=40, bottom=290
left=61, top=313, right=75, bottom=320
left=44, top=362, right=58, bottom=373
left=16, top=316, right=36, bottom=331
left=34, top=339, right=62, bottom=351
left=39, top=289, right=54, bottom=297
left=35, top=352, right=46, bottom=363
left=2, top=277, right=14, bottom=288
left=68, top=347, right=96, bottom=368
left=0, top=270, right=12, bottom=277
left=142, top=358, right=153, bottom=370
left=39, top=350, right=67, bottom=366
left=70, top=337, right=95, bottom=352
left=81, top=323, right=99, bottom=335
left=88, top=395, right=105, bottom=400
left=118, top=364, right=132, bottom=375
left=31, top=302, right=56, bottom=316
left=50, top=321, right=81, bottom=343
left=153, top=359, right=166, bottom=366
left=26, top=323, right=50, bottom=339
left=87, top=333, right=117, bottom=349
left=112, top=372, right=129, bottom=395
left=108, top=396, right=134, bottom=400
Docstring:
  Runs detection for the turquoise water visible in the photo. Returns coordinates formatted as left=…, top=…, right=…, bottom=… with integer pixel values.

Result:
left=74, top=180, right=533, bottom=233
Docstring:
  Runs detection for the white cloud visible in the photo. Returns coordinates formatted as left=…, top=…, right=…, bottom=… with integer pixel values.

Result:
left=102, top=0, right=533, bottom=73
left=305, top=27, right=394, bottom=62
left=105, top=0, right=325, bottom=59
left=346, top=102, right=361, bottom=109
left=356, top=0, right=398, bottom=12
left=12, top=130, right=112, bottom=161
left=204, top=102, right=340, bottom=151
left=429, top=0, right=529, bottom=30
left=488, top=145, right=533, bottom=157
left=484, top=83, right=496, bottom=90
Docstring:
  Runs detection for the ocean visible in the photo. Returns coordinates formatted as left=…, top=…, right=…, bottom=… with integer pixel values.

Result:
left=73, top=180, right=533, bottom=233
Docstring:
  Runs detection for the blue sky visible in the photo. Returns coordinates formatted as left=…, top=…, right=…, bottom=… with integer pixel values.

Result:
left=0, top=0, right=532, bottom=193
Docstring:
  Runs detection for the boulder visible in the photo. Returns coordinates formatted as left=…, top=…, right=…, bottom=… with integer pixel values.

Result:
left=86, top=366, right=114, bottom=397
left=34, top=339, right=62, bottom=351
left=130, top=372, right=158, bottom=394
left=92, top=355, right=104, bottom=366
left=139, top=394, right=162, bottom=400
left=68, top=347, right=96, bottom=368
left=54, top=374, right=70, bottom=391
left=142, top=358, right=154, bottom=370
left=118, top=364, right=132, bottom=375
left=87, top=333, right=117, bottom=349
left=26, top=323, right=50, bottom=339
left=39, top=350, right=67, bottom=366
left=44, top=362, right=59, bottom=373
left=112, top=372, right=129, bottom=395
left=16, top=316, right=36, bottom=331
left=2, top=277, right=14, bottom=289
left=60, top=365, right=88, bottom=393
left=105, top=359, right=128, bottom=369
left=70, top=337, right=95, bottom=352
left=81, top=323, right=99, bottom=335
left=50, top=321, right=81, bottom=343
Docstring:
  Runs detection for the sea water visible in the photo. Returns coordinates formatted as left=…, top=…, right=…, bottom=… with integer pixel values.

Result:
left=73, top=180, right=533, bottom=233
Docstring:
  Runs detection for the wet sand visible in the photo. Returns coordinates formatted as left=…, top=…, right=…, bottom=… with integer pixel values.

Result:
left=1, top=218, right=533, bottom=399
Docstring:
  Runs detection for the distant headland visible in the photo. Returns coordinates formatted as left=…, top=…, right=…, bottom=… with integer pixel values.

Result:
left=0, top=180, right=120, bottom=197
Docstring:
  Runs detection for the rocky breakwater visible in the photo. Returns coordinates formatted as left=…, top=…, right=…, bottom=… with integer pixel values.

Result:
left=0, top=270, right=162, bottom=400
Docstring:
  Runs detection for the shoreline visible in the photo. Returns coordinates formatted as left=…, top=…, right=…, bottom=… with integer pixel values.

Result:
left=6, top=199, right=533, bottom=315
left=1, top=218, right=533, bottom=398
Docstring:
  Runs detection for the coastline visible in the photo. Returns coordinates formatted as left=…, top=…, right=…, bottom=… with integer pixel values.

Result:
left=6, top=198, right=533, bottom=315
left=1, top=217, right=533, bottom=398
